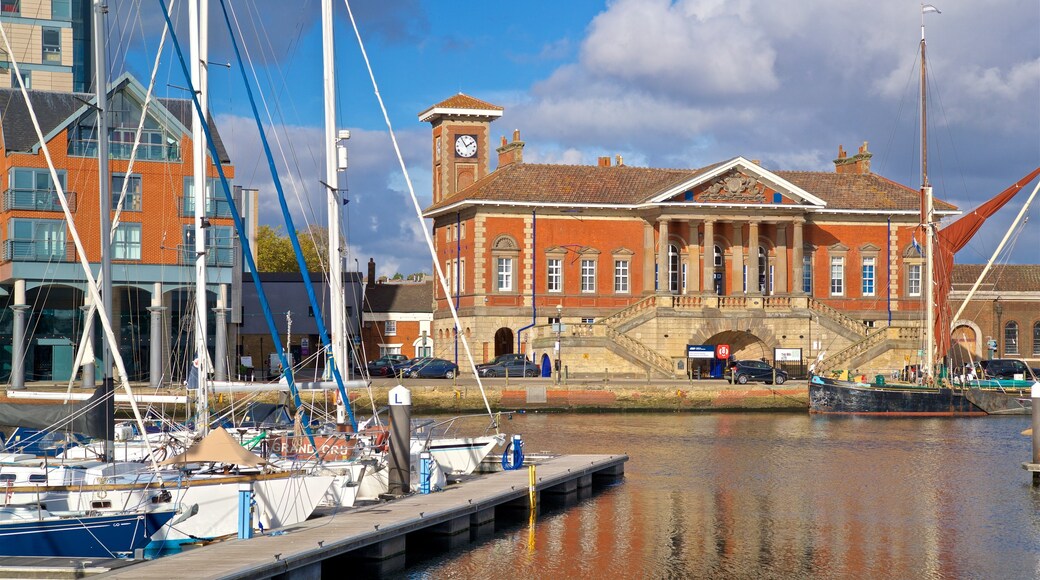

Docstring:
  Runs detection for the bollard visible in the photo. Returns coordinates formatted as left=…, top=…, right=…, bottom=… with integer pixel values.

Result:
left=419, top=452, right=432, bottom=494
left=528, top=464, right=537, bottom=511
left=512, top=434, right=524, bottom=468
left=1032, top=383, right=1040, bottom=485
left=388, top=385, right=412, bottom=495
left=238, top=483, right=253, bottom=539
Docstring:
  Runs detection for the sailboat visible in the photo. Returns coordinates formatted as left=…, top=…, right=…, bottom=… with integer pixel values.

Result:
left=808, top=5, right=1040, bottom=416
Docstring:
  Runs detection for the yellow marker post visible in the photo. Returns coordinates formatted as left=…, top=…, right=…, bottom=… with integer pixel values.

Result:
left=528, top=464, right=537, bottom=512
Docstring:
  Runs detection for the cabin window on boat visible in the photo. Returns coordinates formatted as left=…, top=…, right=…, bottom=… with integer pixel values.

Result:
left=41, top=27, right=61, bottom=63
left=112, top=224, right=141, bottom=260
left=0, top=474, right=14, bottom=483
left=829, top=257, right=844, bottom=296
left=28, top=474, right=46, bottom=483
left=1004, top=322, right=1019, bottom=355
left=111, top=174, right=142, bottom=211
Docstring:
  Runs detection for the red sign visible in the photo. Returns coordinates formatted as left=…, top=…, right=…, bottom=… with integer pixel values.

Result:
left=715, top=344, right=731, bottom=359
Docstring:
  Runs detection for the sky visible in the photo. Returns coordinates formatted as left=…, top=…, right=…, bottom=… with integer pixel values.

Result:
left=118, top=0, right=1040, bottom=279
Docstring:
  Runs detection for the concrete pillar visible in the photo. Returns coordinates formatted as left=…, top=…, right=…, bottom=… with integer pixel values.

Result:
left=642, top=222, right=655, bottom=294
left=148, top=282, right=166, bottom=388
left=10, top=280, right=28, bottom=390
left=748, top=221, right=760, bottom=295
left=81, top=291, right=95, bottom=390
left=686, top=220, right=700, bottom=294
left=730, top=222, right=744, bottom=295
left=792, top=219, right=805, bottom=294
left=213, top=284, right=229, bottom=382
left=657, top=218, right=669, bottom=293
left=387, top=385, right=411, bottom=495
left=702, top=220, right=715, bottom=295
left=776, top=223, right=789, bottom=294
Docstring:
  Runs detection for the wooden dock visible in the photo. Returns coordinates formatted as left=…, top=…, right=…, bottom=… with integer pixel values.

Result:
left=97, top=454, right=626, bottom=579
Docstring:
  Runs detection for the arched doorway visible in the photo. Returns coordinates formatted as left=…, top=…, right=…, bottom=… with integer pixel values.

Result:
left=494, top=327, right=514, bottom=357
left=950, top=324, right=978, bottom=368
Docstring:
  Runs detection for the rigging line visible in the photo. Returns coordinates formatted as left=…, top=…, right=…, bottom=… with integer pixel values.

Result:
left=157, top=0, right=329, bottom=453
left=0, top=24, right=157, bottom=470
left=219, top=0, right=356, bottom=431
left=342, top=0, right=496, bottom=427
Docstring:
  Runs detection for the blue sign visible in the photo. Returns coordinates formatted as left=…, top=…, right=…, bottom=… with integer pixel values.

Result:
left=687, top=345, right=715, bottom=359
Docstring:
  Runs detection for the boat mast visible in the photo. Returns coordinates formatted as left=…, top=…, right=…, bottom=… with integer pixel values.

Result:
left=921, top=4, right=938, bottom=380
left=190, top=0, right=210, bottom=433
left=92, top=0, right=114, bottom=461
left=322, top=0, right=348, bottom=425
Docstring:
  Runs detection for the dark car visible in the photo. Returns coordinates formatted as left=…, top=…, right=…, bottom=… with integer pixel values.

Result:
left=978, top=359, right=1037, bottom=380
left=727, top=359, right=788, bottom=385
left=388, top=357, right=429, bottom=377
left=402, top=358, right=458, bottom=379
left=476, top=353, right=529, bottom=369
left=478, top=358, right=539, bottom=378
left=365, top=354, right=409, bottom=377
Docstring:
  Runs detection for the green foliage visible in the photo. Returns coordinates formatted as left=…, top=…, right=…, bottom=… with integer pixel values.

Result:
left=254, top=224, right=334, bottom=273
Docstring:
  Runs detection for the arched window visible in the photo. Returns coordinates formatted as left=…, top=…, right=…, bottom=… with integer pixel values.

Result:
left=669, top=244, right=680, bottom=293
left=1004, top=321, right=1019, bottom=355
left=1033, top=321, right=1040, bottom=356
left=714, top=245, right=723, bottom=267
left=758, top=247, right=767, bottom=294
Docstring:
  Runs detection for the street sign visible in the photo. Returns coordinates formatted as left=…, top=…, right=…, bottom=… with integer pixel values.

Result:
left=715, top=344, right=730, bottom=359
left=687, top=345, right=715, bottom=359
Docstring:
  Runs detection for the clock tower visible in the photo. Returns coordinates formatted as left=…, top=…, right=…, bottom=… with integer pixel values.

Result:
left=419, top=94, right=503, bottom=204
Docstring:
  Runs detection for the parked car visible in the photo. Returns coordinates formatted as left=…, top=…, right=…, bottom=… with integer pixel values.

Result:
left=476, top=353, right=530, bottom=369
left=389, top=357, right=430, bottom=377
left=478, top=359, right=540, bottom=378
left=726, top=359, right=788, bottom=385
left=978, top=359, right=1037, bottom=380
left=365, top=354, right=409, bottom=377
left=402, top=358, right=458, bottom=379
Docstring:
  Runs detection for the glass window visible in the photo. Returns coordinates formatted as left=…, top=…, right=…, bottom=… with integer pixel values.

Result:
left=614, top=259, right=629, bottom=294
left=547, top=258, right=562, bottom=293
left=11, top=69, right=29, bottom=89
left=51, top=0, right=71, bottom=19
left=581, top=259, right=596, bottom=293
left=758, top=247, right=767, bottom=293
left=1033, top=322, right=1040, bottom=356
left=742, top=264, right=747, bottom=293
left=1004, top=321, right=1019, bottom=355
left=7, top=219, right=65, bottom=260
left=668, top=244, right=680, bottom=293
left=862, top=257, right=875, bottom=296
left=830, top=256, right=844, bottom=296
left=385, top=320, right=397, bottom=336
left=714, top=245, right=723, bottom=267
left=183, top=177, right=231, bottom=217
left=1, top=1, right=19, bottom=15
left=9, top=168, right=66, bottom=211
left=459, top=259, right=465, bottom=293
left=581, top=317, right=595, bottom=324
left=497, top=257, right=513, bottom=292
left=803, top=254, right=813, bottom=295
left=111, top=174, right=142, bottom=211
left=112, top=223, right=141, bottom=260
left=908, top=264, right=921, bottom=296
left=42, top=28, right=61, bottom=63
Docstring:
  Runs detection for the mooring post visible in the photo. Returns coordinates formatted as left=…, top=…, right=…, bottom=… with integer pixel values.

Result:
left=1032, top=383, right=1040, bottom=486
left=388, top=385, right=412, bottom=495
left=528, top=464, right=537, bottom=511
left=238, top=482, right=253, bottom=539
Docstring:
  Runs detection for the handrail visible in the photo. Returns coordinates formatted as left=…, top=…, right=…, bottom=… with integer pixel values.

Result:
left=807, top=297, right=869, bottom=337
left=605, top=327, right=672, bottom=376
left=599, top=295, right=658, bottom=329
left=817, top=327, right=888, bottom=373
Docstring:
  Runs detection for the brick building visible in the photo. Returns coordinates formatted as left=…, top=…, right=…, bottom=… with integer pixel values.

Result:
left=419, top=94, right=967, bottom=378
left=358, top=259, right=434, bottom=362
left=949, top=264, right=1040, bottom=369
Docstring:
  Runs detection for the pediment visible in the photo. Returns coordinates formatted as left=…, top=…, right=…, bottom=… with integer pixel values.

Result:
left=650, top=157, right=826, bottom=208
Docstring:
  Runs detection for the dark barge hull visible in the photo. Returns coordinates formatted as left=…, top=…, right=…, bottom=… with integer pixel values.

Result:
left=809, top=377, right=987, bottom=416
left=964, top=387, right=1032, bottom=415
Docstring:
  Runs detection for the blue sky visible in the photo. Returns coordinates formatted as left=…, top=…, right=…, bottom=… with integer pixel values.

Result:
left=122, top=0, right=1040, bottom=279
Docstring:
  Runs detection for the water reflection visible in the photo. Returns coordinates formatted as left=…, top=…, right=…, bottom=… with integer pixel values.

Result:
left=405, top=413, right=1038, bottom=579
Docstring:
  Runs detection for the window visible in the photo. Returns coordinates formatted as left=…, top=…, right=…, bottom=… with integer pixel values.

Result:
left=614, top=259, right=629, bottom=293
left=52, top=0, right=71, bottom=19
left=830, top=256, right=844, bottom=296
left=385, top=320, right=397, bottom=336
left=181, top=225, right=233, bottom=266
left=581, top=317, right=595, bottom=324
left=42, top=28, right=61, bottom=63
left=861, top=257, right=875, bottom=296
left=379, top=345, right=401, bottom=357
left=714, top=245, right=723, bottom=267
left=742, top=264, right=747, bottom=293
left=9, top=168, right=66, bottom=211
left=547, top=258, right=562, bottom=293
left=758, top=247, right=767, bottom=293
left=581, top=259, right=596, bottom=293
left=769, top=264, right=774, bottom=295
left=112, top=223, right=141, bottom=260
left=1, top=1, right=19, bottom=15
left=1004, top=321, right=1019, bottom=355
left=12, top=69, right=29, bottom=89
left=908, top=264, right=921, bottom=296
left=182, top=177, right=231, bottom=217
left=802, top=254, right=813, bottom=295
left=7, top=219, right=65, bottom=261
left=1034, top=322, right=1040, bottom=356
left=668, top=244, right=680, bottom=293
left=458, top=259, right=465, bottom=293
left=111, top=174, right=142, bottom=211
left=497, top=257, right=513, bottom=291
left=460, top=222, right=466, bottom=239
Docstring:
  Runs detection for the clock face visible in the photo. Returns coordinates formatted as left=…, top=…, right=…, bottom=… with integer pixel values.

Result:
left=455, top=135, right=477, bottom=158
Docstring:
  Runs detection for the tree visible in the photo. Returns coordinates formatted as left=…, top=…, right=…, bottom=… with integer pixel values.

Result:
left=254, top=224, right=336, bottom=273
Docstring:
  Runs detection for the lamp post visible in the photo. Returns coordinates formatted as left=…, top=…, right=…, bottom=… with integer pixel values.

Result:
left=995, top=300, right=1003, bottom=357
left=555, top=304, right=562, bottom=384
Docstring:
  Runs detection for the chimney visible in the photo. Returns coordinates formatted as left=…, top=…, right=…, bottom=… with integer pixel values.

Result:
left=597, top=156, right=611, bottom=167
left=833, top=141, right=872, bottom=175
left=496, top=129, right=525, bottom=168
left=367, top=258, right=376, bottom=287
left=615, top=154, right=624, bottom=167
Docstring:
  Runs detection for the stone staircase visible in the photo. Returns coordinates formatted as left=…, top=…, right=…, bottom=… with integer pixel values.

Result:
left=603, top=327, right=674, bottom=377
left=817, top=326, right=922, bottom=375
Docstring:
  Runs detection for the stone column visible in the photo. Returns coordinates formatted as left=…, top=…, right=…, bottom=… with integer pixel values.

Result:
left=81, top=291, right=95, bottom=389
left=748, top=221, right=760, bottom=294
left=214, top=284, right=229, bottom=382
left=776, top=223, right=789, bottom=294
left=10, top=280, right=28, bottom=390
left=730, top=222, right=744, bottom=295
left=702, top=219, right=715, bottom=295
left=657, top=218, right=670, bottom=293
left=642, top=222, right=655, bottom=294
left=686, top=220, right=700, bottom=294
left=792, top=219, right=805, bottom=294
left=148, top=282, right=166, bottom=389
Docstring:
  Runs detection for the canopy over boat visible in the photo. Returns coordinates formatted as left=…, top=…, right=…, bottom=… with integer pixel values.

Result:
left=160, top=426, right=268, bottom=467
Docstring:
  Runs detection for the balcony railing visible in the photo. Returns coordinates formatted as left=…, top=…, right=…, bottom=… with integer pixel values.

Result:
left=3, top=189, right=77, bottom=212
left=67, top=141, right=181, bottom=162
left=2, top=239, right=75, bottom=263
left=176, top=244, right=235, bottom=267
left=178, top=196, right=233, bottom=218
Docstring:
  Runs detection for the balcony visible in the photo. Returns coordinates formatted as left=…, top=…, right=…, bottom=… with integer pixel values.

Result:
left=3, top=189, right=77, bottom=212
left=67, top=141, right=181, bottom=162
left=176, top=244, right=235, bottom=267
left=178, top=196, right=233, bottom=218
left=2, top=239, right=75, bottom=263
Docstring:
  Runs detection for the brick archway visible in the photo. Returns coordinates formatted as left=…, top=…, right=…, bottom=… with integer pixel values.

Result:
left=494, top=327, right=514, bottom=357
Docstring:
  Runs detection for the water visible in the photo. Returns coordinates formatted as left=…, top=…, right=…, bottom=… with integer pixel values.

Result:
left=404, top=412, right=1040, bottom=579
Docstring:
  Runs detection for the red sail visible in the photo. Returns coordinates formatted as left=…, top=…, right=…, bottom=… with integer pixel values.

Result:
left=934, top=167, right=1040, bottom=358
